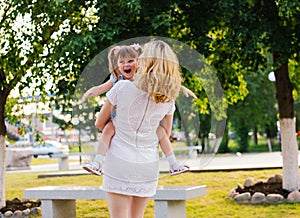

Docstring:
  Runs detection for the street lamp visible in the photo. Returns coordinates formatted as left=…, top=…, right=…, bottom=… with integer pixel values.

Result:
left=267, top=71, right=277, bottom=152
left=268, top=71, right=276, bottom=82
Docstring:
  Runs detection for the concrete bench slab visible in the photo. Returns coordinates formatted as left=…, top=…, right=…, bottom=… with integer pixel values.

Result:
left=24, top=185, right=206, bottom=218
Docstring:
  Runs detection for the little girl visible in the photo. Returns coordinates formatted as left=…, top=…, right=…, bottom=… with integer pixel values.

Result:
left=82, top=44, right=195, bottom=176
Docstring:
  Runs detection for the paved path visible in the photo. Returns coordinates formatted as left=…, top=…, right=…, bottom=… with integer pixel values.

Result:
left=6, top=151, right=293, bottom=177
left=190, top=152, right=284, bottom=171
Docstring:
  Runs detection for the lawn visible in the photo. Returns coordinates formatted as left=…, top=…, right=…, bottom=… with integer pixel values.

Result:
left=5, top=168, right=300, bottom=218
left=30, top=156, right=78, bottom=166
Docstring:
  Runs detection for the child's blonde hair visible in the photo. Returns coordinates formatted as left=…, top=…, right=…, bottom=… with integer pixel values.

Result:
left=108, top=45, right=140, bottom=81
left=135, top=40, right=182, bottom=103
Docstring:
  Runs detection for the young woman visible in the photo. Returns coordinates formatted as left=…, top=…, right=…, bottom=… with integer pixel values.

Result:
left=94, top=40, right=184, bottom=217
left=83, top=43, right=193, bottom=177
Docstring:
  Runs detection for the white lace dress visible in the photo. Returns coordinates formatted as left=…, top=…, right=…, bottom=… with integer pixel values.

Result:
left=102, top=80, right=175, bottom=197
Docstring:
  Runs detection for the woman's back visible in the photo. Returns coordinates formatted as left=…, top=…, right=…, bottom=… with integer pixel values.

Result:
left=100, top=40, right=183, bottom=211
left=103, top=80, right=175, bottom=188
left=107, top=80, right=175, bottom=149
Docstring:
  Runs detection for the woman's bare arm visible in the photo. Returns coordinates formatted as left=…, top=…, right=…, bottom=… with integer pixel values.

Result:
left=159, top=114, right=174, bottom=137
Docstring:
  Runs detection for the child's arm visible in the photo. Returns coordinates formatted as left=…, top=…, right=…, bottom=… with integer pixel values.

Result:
left=81, top=80, right=113, bottom=103
left=180, top=85, right=197, bottom=99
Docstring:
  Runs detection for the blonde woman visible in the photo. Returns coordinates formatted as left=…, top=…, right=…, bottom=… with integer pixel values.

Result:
left=95, top=40, right=184, bottom=217
left=83, top=44, right=192, bottom=177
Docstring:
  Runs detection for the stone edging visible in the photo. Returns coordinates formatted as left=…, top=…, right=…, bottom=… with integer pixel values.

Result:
left=228, top=174, right=300, bottom=204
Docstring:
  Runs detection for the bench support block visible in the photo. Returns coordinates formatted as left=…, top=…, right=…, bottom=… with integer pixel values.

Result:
left=57, top=156, right=69, bottom=171
left=154, top=200, right=186, bottom=218
left=41, top=200, right=76, bottom=218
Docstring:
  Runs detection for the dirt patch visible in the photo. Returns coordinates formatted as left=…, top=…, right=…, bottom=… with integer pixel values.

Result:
left=235, top=181, right=290, bottom=198
left=0, top=197, right=40, bottom=213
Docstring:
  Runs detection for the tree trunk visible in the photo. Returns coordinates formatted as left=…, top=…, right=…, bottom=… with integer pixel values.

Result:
left=0, top=135, right=5, bottom=208
left=218, top=125, right=229, bottom=153
left=0, top=92, right=7, bottom=208
left=253, top=126, right=258, bottom=145
left=239, top=130, right=249, bottom=152
left=0, top=87, right=9, bottom=208
left=265, top=126, right=273, bottom=152
left=274, top=57, right=300, bottom=191
left=280, top=118, right=300, bottom=191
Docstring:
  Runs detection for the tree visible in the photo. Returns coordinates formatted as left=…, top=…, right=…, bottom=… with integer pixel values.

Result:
left=0, top=0, right=101, bottom=208
left=149, top=0, right=300, bottom=191
left=211, top=0, right=300, bottom=191
left=1, top=0, right=157, bottom=209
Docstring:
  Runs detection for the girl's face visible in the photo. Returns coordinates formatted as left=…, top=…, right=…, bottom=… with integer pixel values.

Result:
left=117, top=56, right=137, bottom=80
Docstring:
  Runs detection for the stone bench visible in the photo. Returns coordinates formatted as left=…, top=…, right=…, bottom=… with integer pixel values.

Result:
left=24, top=185, right=206, bottom=218
left=52, top=152, right=95, bottom=171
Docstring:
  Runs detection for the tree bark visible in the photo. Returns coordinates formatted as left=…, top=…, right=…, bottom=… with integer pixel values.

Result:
left=0, top=135, right=5, bottom=208
left=274, top=57, right=300, bottom=191
left=265, top=126, right=273, bottom=152
left=0, top=87, right=9, bottom=208
left=280, top=118, right=300, bottom=190
left=253, top=126, right=258, bottom=145
left=274, top=63, right=294, bottom=119
left=218, top=125, right=229, bottom=153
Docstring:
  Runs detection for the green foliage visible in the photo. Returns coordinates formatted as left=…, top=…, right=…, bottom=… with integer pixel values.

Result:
left=227, top=70, right=278, bottom=152
left=228, top=135, right=282, bottom=153
left=1, top=0, right=99, bottom=127
left=2, top=0, right=299, bottom=133
left=295, top=100, right=300, bottom=131
left=213, top=0, right=300, bottom=72
left=205, top=0, right=300, bottom=146
left=289, top=59, right=300, bottom=100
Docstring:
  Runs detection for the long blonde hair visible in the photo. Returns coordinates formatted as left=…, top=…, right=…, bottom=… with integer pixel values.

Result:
left=108, top=45, right=140, bottom=81
left=135, top=40, right=182, bottom=103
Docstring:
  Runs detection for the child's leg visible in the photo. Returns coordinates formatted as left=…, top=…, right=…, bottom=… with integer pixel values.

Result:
left=156, top=125, right=173, bottom=156
left=156, top=126, right=189, bottom=176
left=83, top=120, right=115, bottom=175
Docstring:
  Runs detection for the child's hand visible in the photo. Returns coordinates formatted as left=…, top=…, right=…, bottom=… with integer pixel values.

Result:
left=81, top=89, right=94, bottom=103
left=80, top=92, right=89, bottom=104
left=181, top=86, right=197, bottom=99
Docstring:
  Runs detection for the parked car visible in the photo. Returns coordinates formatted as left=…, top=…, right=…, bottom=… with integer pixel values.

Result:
left=32, top=140, right=69, bottom=158
left=15, top=138, right=32, bottom=146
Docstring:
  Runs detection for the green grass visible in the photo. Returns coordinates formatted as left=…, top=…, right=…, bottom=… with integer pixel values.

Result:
left=30, top=158, right=59, bottom=165
left=31, top=157, right=78, bottom=165
left=5, top=168, right=300, bottom=218
left=69, top=142, right=95, bottom=153
left=228, top=136, right=282, bottom=153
